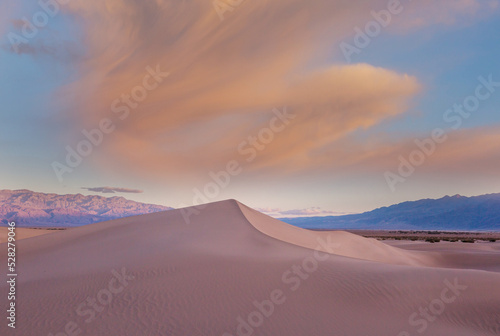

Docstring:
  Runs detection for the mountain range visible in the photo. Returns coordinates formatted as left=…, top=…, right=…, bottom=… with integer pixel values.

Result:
left=281, top=193, right=500, bottom=231
left=0, top=189, right=172, bottom=227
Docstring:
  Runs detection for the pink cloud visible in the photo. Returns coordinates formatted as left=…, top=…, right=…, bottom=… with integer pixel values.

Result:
left=45, top=0, right=498, bottom=185
left=257, top=207, right=353, bottom=218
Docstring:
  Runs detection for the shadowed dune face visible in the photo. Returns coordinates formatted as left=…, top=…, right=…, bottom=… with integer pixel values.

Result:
left=1, top=200, right=499, bottom=336
left=236, top=201, right=436, bottom=266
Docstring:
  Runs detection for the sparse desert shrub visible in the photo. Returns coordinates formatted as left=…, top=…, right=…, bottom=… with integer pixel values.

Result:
left=425, top=238, right=440, bottom=243
left=461, top=239, right=475, bottom=243
left=489, top=239, right=497, bottom=242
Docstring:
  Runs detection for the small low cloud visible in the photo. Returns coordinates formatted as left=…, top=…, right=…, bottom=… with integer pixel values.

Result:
left=82, top=186, right=143, bottom=194
left=256, top=207, right=353, bottom=218
left=2, top=38, right=83, bottom=62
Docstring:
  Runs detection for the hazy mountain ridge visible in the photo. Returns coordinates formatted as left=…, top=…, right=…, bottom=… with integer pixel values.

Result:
left=281, top=194, right=500, bottom=231
left=0, top=189, right=172, bottom=227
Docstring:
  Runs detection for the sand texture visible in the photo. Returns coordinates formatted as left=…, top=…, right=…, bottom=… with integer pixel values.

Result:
left=1, top=200, right=499, bottom=335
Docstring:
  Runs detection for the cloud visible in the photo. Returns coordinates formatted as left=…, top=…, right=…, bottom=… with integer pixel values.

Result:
left=257, top=207, right=353, bottom=218
left=386, top=0, right=500, bottom=32
left=46, top=0, right=497, bottom=184
left=2, top=39, right=82, bottom=61
left=52, top=1, right=420, bottom=179
left=0, top=3, right=20, bottom=38
left=81, top=186, right=143, bottom=194
left=392, top=125, right=500, bottom=177
left=303, top=125, right=500, bottom=179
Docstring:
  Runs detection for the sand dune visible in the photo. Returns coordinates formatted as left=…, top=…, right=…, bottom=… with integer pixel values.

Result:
left=238, top=202, right=434, bottom=266
left=1, top=200, right=499, bottom=335
left=387, top=240, right=500, bottom=273
left=0, top=227, right=57, bottom=243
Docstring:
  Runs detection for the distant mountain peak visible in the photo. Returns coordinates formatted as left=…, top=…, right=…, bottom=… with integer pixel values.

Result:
left=0, top=189, right=173, bottom=227
left=443, top=194, right=463, bottom=199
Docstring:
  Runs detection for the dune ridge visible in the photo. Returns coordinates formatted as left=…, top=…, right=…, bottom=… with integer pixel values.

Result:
left=1, top=199, right=499, bottom=336
left=237, top=201, right=435, bottom=266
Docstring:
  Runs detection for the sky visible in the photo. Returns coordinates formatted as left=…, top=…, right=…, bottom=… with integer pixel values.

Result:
left=1, top=0, right=500, bottom=216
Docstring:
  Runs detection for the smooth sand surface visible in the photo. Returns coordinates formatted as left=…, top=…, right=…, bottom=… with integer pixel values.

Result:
left=0, top=227, right=57, bottom=243
left=238, top=202, right=435, bottom=266
left=1, top=200, right=499, bottom=335
left=386, top=240, right=500, bottom=273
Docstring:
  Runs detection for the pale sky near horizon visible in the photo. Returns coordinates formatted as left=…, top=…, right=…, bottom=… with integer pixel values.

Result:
left=1, top=0, right=500, bottom=216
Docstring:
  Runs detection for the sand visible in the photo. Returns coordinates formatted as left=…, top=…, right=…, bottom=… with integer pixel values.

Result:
left=1, top=199, right=499, bottom=335
left=0, top=227, right=58, bottom=243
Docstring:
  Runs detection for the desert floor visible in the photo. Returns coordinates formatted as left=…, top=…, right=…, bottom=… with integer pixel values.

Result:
left=1, top=200, right=499, bottom=335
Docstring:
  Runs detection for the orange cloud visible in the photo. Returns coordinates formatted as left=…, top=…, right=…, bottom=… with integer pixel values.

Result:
left=50, top=0, right=495, bottom=184
left=309, top=125, right=500, bottom=180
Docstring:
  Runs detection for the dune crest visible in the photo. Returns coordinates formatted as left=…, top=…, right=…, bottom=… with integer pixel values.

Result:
left=237, top=201, right=433, bottom=266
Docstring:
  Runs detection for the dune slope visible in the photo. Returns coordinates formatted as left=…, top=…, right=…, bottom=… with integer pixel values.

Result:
left=0, top=200, right=499, bottom=336
left=237, top=202, right=434, bottom=266
left=0, top=227, right=57, bottom=243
